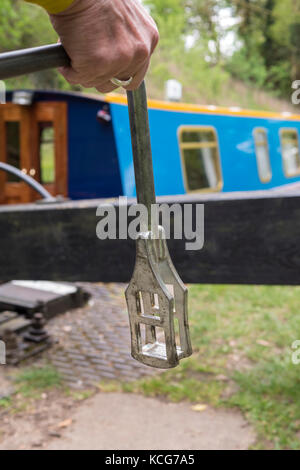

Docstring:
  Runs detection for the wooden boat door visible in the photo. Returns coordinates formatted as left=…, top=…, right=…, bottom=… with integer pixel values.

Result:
left=0, top=101, right=67, bottom=204
left=0, top=104, right=33, bottom=204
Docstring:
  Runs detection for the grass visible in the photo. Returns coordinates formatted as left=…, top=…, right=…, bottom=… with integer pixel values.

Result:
left=146, top=47, right=293, bottom=113
left=66, top=389, right=95, bottom=402
left=0, top=397, right=11, bottom=409
left=13, top=365, right=62, bottom=398
left=0, top=366, right=62, bottom=408
left=122, top=285, right=300, bottom=450
left=0, top=365, right=63, bottom=417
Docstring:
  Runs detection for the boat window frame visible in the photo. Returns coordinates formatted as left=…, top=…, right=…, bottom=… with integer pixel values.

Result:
left=178, top=125, right=223, bottom=193
left=280, top=128, right=300, bottom=178
left=253, top=127, right=272, bottom=183
left=38, top=122, right=56, bottom=185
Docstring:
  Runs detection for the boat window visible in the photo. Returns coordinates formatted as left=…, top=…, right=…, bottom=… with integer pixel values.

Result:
left=280, top=129, right=300, bottom=177
left=5, top=121, right=21, bottom=182
left=179, top=126, right=222, bottom=192
left=253, top=128, right=271, bottom=183
left=39, top=123, right=55, bottom=184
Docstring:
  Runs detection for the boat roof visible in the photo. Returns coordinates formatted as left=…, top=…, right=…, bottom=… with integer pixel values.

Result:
left=105, top=93, right=300, bottom=121
left=7, top=89, right=300, bottom=121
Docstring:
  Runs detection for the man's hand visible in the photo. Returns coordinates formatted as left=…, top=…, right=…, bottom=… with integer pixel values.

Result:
left=50, top=0, right=159, bottom=92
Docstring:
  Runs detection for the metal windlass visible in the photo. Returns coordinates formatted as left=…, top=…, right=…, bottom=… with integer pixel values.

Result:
left=126, top=83, right=192, bottom=368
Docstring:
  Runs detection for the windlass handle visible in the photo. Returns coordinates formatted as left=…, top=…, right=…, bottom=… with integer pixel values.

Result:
left=0, top=44, right=70, bottom=80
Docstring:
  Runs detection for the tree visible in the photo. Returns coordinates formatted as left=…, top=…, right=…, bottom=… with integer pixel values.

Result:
left=270, top=0, right=300, bottom=88
left=1, top=1, right=72, bottom=90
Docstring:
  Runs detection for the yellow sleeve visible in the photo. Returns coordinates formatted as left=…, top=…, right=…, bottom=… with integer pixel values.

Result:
left=26, top=0, right=75, bottom=14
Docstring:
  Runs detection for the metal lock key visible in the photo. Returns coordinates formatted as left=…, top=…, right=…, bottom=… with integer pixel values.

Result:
left=126, top=83, right=192, bottom=368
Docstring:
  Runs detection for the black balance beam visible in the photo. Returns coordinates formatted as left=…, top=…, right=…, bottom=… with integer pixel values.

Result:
left=1, top=190, right=300, bottom=284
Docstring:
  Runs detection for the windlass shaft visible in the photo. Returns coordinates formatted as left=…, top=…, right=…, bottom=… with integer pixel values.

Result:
left=127, top=84, right=156, bottom=231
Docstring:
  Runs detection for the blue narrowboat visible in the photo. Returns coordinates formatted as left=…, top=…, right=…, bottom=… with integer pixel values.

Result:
left=1, top=89, right=300, bottom=204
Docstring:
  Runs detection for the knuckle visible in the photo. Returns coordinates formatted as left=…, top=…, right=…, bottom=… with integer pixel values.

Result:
left=134, top=42, right=150, bottom=62
left=118, top=48, right=132, bottom=67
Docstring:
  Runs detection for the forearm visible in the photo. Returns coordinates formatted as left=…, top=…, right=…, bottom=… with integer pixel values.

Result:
left=25, top=0, right=75, bottom=14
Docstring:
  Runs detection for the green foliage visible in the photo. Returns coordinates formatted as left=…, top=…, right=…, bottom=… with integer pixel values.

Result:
left=228, top=47, right=268, bottom=87
left=271, top=0, right=300, bottom=49
left=145, top=0, right=295, bottom=106
left=1, top=1, right=72, bottom=90
left=144, top=0, right=186, bottom=48
left=227, top=0, right=300, bottom=98
left=0, top=0, right=55, bottom=50
left=0, top=1, right=295, bottom=106
left=145, top=0, right=234, bottom=106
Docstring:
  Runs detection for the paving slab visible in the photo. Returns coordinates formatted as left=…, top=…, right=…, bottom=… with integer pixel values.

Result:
left=46, top=392, right=255, bottom=450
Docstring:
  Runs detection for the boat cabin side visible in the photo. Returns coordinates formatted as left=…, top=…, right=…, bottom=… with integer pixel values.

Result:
left=1, top=90, right=300, bottom=205
left=108, top=97, right=300, bottom=197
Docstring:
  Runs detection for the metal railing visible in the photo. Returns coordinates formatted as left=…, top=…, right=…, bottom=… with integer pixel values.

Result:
left=0, top=162, right=56, bottom=202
